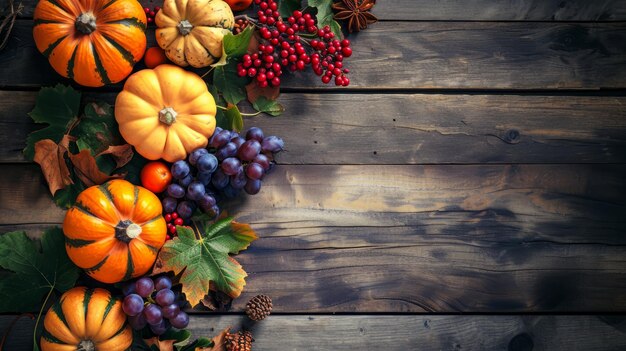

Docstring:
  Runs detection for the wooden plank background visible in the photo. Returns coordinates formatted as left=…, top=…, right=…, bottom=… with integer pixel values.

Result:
left=1, top=0, right=626, bottom=349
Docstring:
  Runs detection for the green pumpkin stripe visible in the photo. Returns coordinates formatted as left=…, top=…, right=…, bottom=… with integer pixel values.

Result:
left=92, top=44, right=112, bottom=85
left=105, top=17, right=147, bottom=31
left=122, top=249, right=134, bottom=281
left=42, top=35, right=66, bottom=58
left=102, top=296, right=118, bottom=323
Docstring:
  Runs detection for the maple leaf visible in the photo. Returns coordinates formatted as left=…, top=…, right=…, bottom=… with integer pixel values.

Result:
left=69, top=149, right=126, bottom=187
left=0, top=228, right=80, bottom=313
left=153, top=218, right=257, bottom=307
left=33, top=138, right=73, bottom=195
left=74, top=102, right=122, bottom=154
left=97, top=144, right=134, bottom=169
left=24, top=84, right=81, bottom=161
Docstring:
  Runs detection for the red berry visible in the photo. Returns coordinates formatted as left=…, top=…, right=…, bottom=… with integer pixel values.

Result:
left=341, top=39, right=350, bottom=47
left=267, top=71, right=275, bottom=79
left=270, top=2, right=277, bottom=11
left=155, top=6, right=161, bottom=11
left=296, top=60, right=305, bottom=70
left=342, top=76, right=350, bottom=86
left=260, top=2, right=268, bottom=9
left=264, top=45, right=274, bottom=54
left=257, top=73, right=267, bottom=82
left=164, top=213, right=172, bottom=222
left=271, top=77, right=281, bottom=86
left=149, top=11, right=155, bottom=16
left=166, top=235, right=172, bottom=240
left=147, top=17, right=153, bottom=23
left=264, top=55, right=274, bottom=63
left=267, top=17, right=275, bottom=25
left=272, top=63, right=281, bottom=71
left=172, top=212, right=179, bottom=219
left=277, top=22, right=287, bottom=32
left=254, top=58, right=262, bottom=67
left=174, top=217, right=184, bottom=226
left=321, top=75, right=331, bottom=84
left=270, top=38, right=279, bottom=45
left=144, top=7, right=150, bottom=13
left=169, top=226, right=177, bottom=234
left=293, top=10, right=302, bottom=18
left=335, top=76, right=343, bottom=86
left=342, top=47, right=352, bottom=57
left=248, top=68, right=257, bottom=77
left=259, top=80, right=269, bottom=87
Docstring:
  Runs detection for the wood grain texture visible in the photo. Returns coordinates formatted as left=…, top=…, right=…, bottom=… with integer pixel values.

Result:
left=2, top=91, right=626, bottom=164
left=2, top=164, right=625, bottom=312
left=2, top=315, right=626, bottom=350
left=13, top=0, right=626, bottom=21
left=2, top=21, right=626, bottom=90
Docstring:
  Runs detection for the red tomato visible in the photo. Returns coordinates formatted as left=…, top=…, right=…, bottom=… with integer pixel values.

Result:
left=224, top=0, right=252, bottom=12
left=140, top=161, right=172, bottom=193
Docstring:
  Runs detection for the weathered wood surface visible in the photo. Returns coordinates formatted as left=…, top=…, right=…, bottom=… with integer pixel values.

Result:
left=2, top=314, right=626, bottom=350
left=3, top=21, right=626, bottom=90
left=13, top=0, right=626, bottom=21
left=2, top=91, right=626, bottom=164
left=2, top=164, right=625, bottom=312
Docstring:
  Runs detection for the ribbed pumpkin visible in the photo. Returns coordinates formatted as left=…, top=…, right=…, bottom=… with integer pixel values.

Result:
left=63, top=179, right=166, bottom=283
left=155, top=0, right=234, bottom=67
left=115, top=64, right=217, bottom=162
left=41, top=287, right=131, bottom=351
left=33, top=0, right=147, bottom=87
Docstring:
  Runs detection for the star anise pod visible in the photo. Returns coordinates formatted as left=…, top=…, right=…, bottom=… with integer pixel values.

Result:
left=332, top=0, right=378, bottom=33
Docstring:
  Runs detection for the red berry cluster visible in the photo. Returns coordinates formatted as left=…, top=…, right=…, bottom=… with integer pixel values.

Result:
left=163, top=212, right=184, bottom=240
left=236, top=0, right=352, bottom=87
left=144, top=6, right=161, bottom=25
left=233, top=18, right=251, bottom=35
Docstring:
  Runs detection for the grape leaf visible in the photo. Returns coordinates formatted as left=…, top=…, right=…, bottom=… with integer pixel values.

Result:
left=252, top=97, right=285, bottom=116
left=0, top=228, right=80, bottom=313
left=24, top=84, right=81, bottom=161
left=224, top=104, right=244, bottom=132
left=309, top=0, right=343, bottom=39
left=153, top=217, right=257, bottom=307
left=74, top=102, right=121, bottom=155
left=212, top=27, right=255, bottom=68
left=213, top=61, right=248, bottom=105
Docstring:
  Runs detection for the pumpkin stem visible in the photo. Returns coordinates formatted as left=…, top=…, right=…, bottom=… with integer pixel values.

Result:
left=75, top=13, right=97, bottom=34
left=115, top=220, right=142, bottom=243
left=177, top=19, right=193, bottom=35
left=159, top=107, right=178, bottom=125
left=77, top=340, right=96, bottom=351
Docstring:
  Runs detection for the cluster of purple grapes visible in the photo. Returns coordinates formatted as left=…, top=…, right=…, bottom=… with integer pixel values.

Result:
left=122, top=276, right=189, bottom=335
left=160, top=127, right=284, bottom=222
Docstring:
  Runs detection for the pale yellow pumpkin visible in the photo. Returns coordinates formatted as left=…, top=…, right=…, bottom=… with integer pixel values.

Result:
left=155, top=0, right=234, bottom=68
left=114, top=64, right=217, bottom=162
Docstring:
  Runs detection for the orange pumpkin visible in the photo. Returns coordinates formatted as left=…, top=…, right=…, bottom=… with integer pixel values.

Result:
left=63, top=179, right=166, bottom=283
left=41, top=287, right=132, bottom=351
left=33, top=0, right=147, bottom=87
left=115, top=64, right=217, bottom=162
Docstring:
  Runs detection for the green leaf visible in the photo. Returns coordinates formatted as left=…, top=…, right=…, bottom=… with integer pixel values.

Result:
left=0, top=228, right=80, bottom=313
left=212, top=26, right=254, bottom=68
left=24, top=85, right=81, bottom=161
left=119, top=151, right=148, bottom=185
left=52, top=177, right=85, bottom=209
left=252, top=97, right=285, bottom=116
left=309, top=0, right=343, bottom=39
left=73, top=102, right=120, bottom=155
left=213, top=61, right=248, bottom=105
left=153, top=217, right=258, bottom=307
left=224, top=104, right=244, bottom=132
left=279, top=0, right=302, bottom=18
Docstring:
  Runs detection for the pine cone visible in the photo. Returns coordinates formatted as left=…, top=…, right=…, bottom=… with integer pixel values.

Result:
left=225, top=330, right=254, bottom=351
left=245, top=295, right=273, bottom=321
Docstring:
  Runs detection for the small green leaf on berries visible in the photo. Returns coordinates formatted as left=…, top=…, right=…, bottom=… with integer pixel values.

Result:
left=212, top=26, right=254, bottom=68
left=309, top=0, right=343, bottom=39
left=252, top=97, right=284, bottom=116
left=278, top=0, right=302, bottom=18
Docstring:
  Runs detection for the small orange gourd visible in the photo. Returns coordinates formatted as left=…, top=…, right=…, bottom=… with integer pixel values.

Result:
left=63, top=179, right=166, bottom=283
left=40, top=287, right=132, bottom=351
left=33, top=0, right=147, bottom=87
left=115, top=64, right=217, bottom=162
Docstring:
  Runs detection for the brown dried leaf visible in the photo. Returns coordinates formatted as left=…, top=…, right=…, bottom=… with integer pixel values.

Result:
left=96, top=144, right=134, bottom=169
left=201, top=290, right=233, bottom=311
left=245, top=81, right=280, bottom=104
left=69, top=149, right=125, bottom=187
left=197, top=328, right=230, bottom=351
left=144, top=337, right=176, bottom=351
left=33, top=138, right=73, bottom=195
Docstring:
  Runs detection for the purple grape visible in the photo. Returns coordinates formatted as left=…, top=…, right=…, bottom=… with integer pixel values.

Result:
left=128, top=313, right=147, bottom=330
left=161, top=197, right=178, bottom=213
left=245, top=163, right=264, bottom=180
left=209, top=204, right=220, bottom=217
left=121, top=281, right=136, bottom=296
left=215, top=142, right=237, bottom=161
left=221, top=157, right=242, bottom=176
left=246, top=127, right=264, bottom=142
left=187, top=181, right=206, bottom=200
left=135, top=277, right=154, bottom=297
left=154, top=276, right=172, bottom=291
left=261, top=136, right=284, bottom=153
left=222, top=185, right=240, bottom=198
left=244, top=179, right=261, bottom=195
left=122, top=294, right=144, bottom=316
left=178, top=174, right=193, bottom=187
left=155, top=289, right=176, bottom=307
left=198, top=193, right=217, bottom=212
left=232, top=137, right=246, bottom=149
left=167, top=184, right=185, bottom=199
left=253, top=154, right=271, bottom=170
left=229, top=131, right=240, bottom=140
left=189, top=148, right=208, bottom=165
left=237, top=140, right=261, bottom=161
left=230, top=170, right=247, bottom=189
left=171, top=160, right=190, bottom=179
left=149, top=319, right=168, bottom=335
left=162, top=304, right=180, bottom=319
left=143, top=304, right=163, bottom=325
left=197, top=171, right=212, bottom=186
left=197, top=153, right=218, bottom=173
left=177, top=201, right=195, bottom=219
left=210, top=130, right=231, bottom=148
left=170, top=311, right=189, bottom=329
left=211, top=169, right=229, bottom=189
